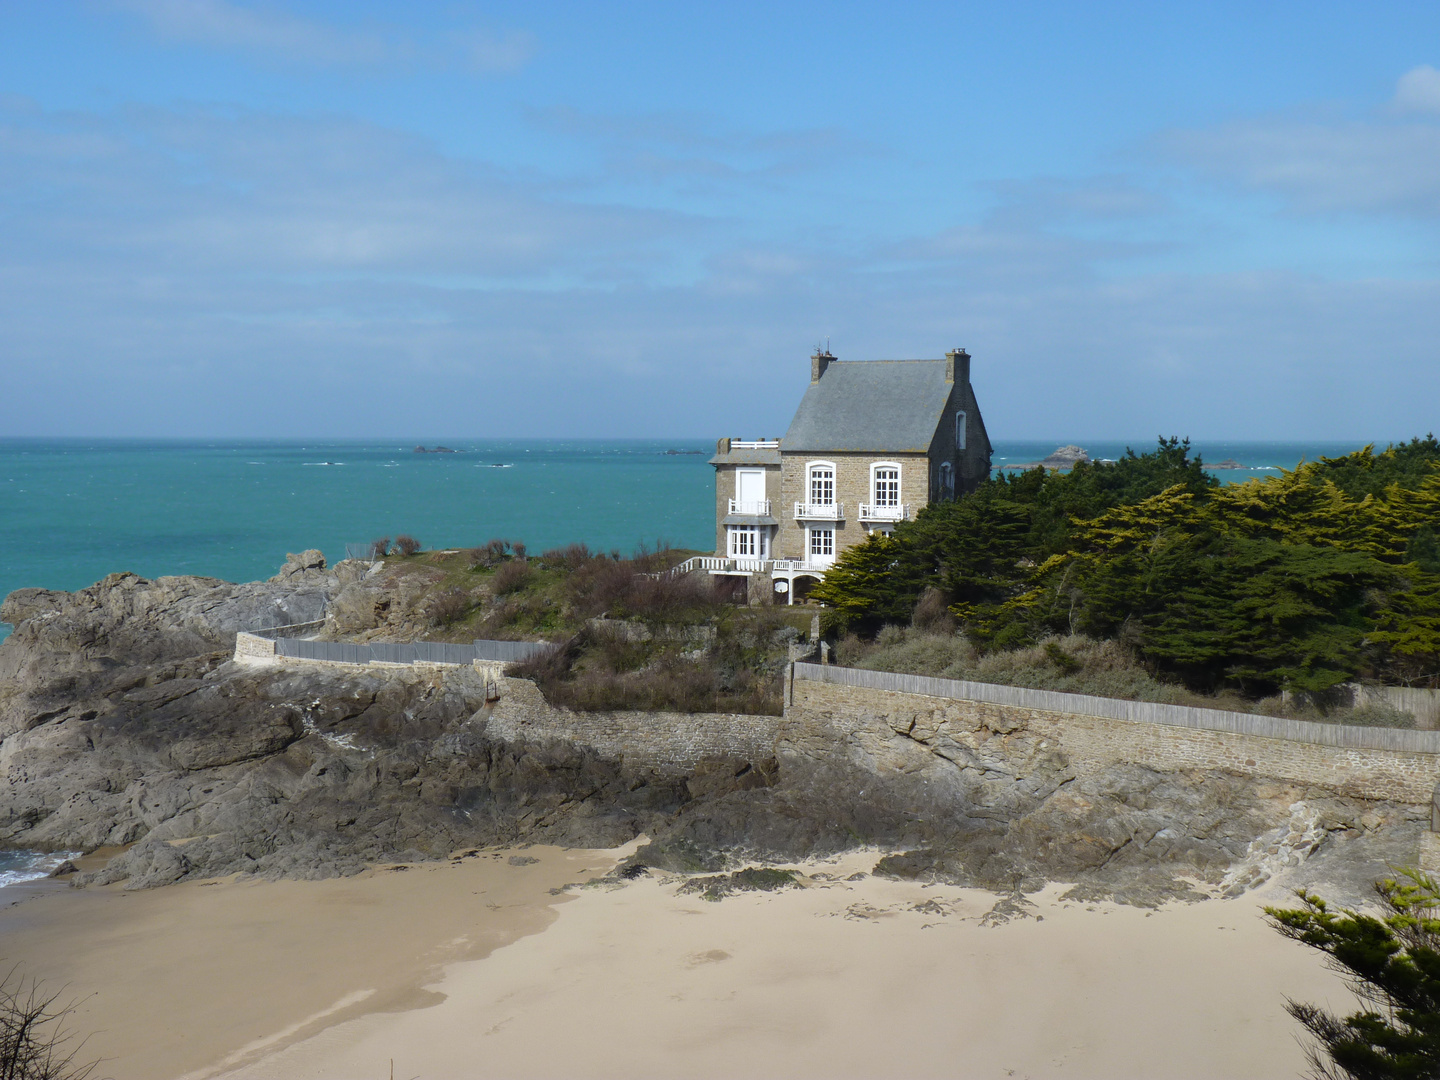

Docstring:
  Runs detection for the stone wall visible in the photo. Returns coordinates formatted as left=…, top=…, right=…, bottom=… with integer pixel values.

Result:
left=233, top=632, right=276, bottom=659
left=788, top=673, right=1440, bottom=805
left=484, top=677, right=781, bottom=774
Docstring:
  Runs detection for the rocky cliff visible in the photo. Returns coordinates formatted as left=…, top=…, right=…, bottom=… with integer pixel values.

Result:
left=0, top=557, right=1422, bottom=902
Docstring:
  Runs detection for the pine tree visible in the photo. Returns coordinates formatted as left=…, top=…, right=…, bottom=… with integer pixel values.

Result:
left=1268, top=869, right=1440, bottom=1080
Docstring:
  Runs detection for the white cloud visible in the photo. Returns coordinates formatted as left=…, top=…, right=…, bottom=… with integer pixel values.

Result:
left=1, top=98, right=1438, bottom=442
left=1395, top=64, right=1440, bottom=114
left=0, top=101, right=683, bottom=277
left=1163, top=115, right=1440, bottom=218
left=452, top=27, right=535, bottom=74
left=115, top=0, right=388, bottom=64
left=112, top=0, right=531, bottom=73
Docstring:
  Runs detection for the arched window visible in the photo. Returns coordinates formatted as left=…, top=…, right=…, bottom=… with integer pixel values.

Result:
left=955, top=411, right=967, bottom=451
left=806, top=461, right=836, bottom=507
left=871, top=462, right=901, bottom=508
left=939, top=461, right=954, bottom=499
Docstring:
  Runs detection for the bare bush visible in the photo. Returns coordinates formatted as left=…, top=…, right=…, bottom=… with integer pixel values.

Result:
left=467, top=539, right=511, bottom=569
left=514, top=640, right=780, bottom=715
left=492, top=559, right=533, bottom=596
left=428, top=587, right=472, bottom=627
left=370, top=537, right=391, bottom=558
left=565, top=556, right=710, bottom=623
left=0, top=964, right=97, bottom=1080
left=539, top=543, right=593, bottom=571
left=911, top=587, right=956, bottom=633
left=511, top=541, right=526, bottom=560
left=394, top=535, right=421, bottom=556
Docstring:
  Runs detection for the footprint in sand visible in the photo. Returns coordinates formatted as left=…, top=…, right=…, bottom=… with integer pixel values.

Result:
left=686, top=949, right=732, bottom=967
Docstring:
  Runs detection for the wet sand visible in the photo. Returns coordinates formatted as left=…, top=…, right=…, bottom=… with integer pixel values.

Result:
left=0, top=845, right=623, bottom=1080
left=0, top=848, right=1350, bottom=1080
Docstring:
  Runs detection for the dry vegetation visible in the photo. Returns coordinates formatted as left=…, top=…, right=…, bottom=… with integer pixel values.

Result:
left=366, top=540, right=809, bottom=715
left=836, top=628, right=1417, bottom=727
left=354, top=536, right=1416, bottom=725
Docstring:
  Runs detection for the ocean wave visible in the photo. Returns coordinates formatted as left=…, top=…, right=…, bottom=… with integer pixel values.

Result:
left=0, top=850, right=82, bottom=888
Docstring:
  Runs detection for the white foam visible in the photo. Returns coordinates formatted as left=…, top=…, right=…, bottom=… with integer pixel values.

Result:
left=0, top=851, right=82, bottom=888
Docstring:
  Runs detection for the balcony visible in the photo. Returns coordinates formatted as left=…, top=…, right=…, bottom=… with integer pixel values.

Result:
left=793, top=501, right=845, bottom=521
left=728, top=498, right=771, bottom=516
left=729, top=439, right=780, bottom=449
left=859, top=502, right=910, bottom=523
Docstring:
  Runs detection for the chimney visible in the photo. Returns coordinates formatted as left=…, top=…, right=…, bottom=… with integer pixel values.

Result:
left=717, top=437, right=731, bottom=455
left=945, top=348, right=970, bottom=386
left=811, top=347, right=835, bottom=383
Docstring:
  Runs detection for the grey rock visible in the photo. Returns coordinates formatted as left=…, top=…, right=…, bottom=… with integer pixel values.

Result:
left=0, top=564, right=1424, bottom=906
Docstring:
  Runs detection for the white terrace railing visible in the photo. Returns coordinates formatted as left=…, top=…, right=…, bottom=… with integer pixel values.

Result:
left=858, top=502, right=910, bottom=522
left=728, top=498, right=772, bottom=516
left=794, top=501, right=845, bottom=521
left=730, top=439, right=780, bottom=449
left=655, top=555, right=827, bottom=578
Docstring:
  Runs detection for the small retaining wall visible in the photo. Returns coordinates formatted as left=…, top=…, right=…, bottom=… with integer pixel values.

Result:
left=486, top=678, right=780, bottom=773
left=234, top=632, right=276, bottom=659
left=791, top=664, right=1440, bottom=804
left=233, top=634, right=554, bottom=668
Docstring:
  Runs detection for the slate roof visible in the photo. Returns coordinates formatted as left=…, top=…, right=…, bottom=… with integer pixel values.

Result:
left=781, top=360, right=954, bottom=453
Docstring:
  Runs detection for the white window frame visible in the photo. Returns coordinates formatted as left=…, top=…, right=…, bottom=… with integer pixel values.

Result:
left=870, top=462, right=901, bottom=508
left=735, top=468, right=765, bottom=510
left=956, top=411, right=967, bottom=451
left=938, top=461, right=954, bottom=499
left=808, top=526, right=835, bottom=559
left=806, top=461, right=836, bottom=507
left=727, top=525, right=769, bottom=558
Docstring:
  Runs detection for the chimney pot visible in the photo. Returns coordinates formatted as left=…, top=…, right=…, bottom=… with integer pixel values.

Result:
left=945, top=348, right=971, bottom=385
left=811, top=347, right=835, bottom=383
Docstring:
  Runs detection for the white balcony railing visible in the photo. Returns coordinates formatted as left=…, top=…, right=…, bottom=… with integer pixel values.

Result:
left=728, top=498, right=771, bottom=516
left=859, top=502, right=910, bottom=522
left=771, top=558, right=828, bottom=572
left=729, top=557, right=770, bottom=572
left=730, top=439, right=780, bottom=449
left=794, top=501, right=845, bottom=521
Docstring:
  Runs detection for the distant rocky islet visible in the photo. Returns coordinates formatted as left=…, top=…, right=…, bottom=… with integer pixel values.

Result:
left=1002, top=445, right=1250, bottom=471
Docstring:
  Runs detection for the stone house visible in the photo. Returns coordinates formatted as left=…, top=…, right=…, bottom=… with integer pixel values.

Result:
left=707, top=347, right=991, bottom=603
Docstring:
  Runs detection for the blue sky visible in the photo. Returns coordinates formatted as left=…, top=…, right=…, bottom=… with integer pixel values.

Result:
left=2, top=2, right=1439, bottom=441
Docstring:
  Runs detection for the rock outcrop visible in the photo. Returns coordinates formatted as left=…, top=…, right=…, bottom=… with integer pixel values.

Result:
left=0, top=563, right=1423, bottom=902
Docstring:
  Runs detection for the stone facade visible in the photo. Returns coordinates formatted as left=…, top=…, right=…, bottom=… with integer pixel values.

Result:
left=777, top=450, right=930, bottom=562
left=711, top=450, right=782, bottom=556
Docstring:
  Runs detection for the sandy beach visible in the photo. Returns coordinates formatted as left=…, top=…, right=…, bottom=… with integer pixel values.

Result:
left=0, top=845, right=1351, bottom=1080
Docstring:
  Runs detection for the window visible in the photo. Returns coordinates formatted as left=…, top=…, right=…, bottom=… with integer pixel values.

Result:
left=728, top=526, right=768, bottom=558
left=956, top=411, right=967, bottom=451
left=808, top=462, right=835, bottom=506
left=939, top=461, right=954, bottom=499
left=809, top=528, right=834, bottom=558
left=872, top=464, right=900, bottom=507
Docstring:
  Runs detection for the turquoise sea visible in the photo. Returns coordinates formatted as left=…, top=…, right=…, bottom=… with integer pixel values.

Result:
left=0, top=437, right=1395, bottom=643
